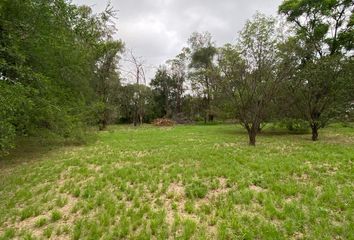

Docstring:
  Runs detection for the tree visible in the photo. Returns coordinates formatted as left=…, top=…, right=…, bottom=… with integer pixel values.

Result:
left=123, top=50, right=148, bottom=126
left=118, top=84, right=154, bottom=124
left=150, top=66, right=173, bottom=118
left=279, top=0, right=354, bottom=140
left=151, top=48, right=188, bottom=120
left=95, top=41, right=123, bottom=130
left=219, top=14, right=284, bottom=145
left=0, top=0, right=124, bottom=154
left=188, top=32, right=218, bottom=123
left=167, top=48, right=189, bottom=118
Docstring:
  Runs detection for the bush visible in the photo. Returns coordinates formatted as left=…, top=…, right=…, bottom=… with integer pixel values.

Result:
left=0, top=81, right=29, bottom=156
left=152, top=118, right=175, bottom=127
left=279, top=118, right=309, bottom=133
left=340, top=121, right=354, bottom=128
left=0, top=121, right=16, bottom=156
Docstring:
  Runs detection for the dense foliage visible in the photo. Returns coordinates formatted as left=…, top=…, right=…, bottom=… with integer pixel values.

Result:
left=0, top=0, right=123, bottom=154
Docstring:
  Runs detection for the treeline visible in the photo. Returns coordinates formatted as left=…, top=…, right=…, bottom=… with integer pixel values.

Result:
left=1, top=0, right=353, bottom=153
left=0, top=0, right=123, bottom=154
left=146, top=2, right=354, bottom=145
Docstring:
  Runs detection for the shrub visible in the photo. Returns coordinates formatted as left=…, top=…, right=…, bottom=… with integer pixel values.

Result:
left=279, top=118, right=309, bottom=133
left=0, top=121, right=16, bottom=156
left=0, top=82, right=29, bottom=156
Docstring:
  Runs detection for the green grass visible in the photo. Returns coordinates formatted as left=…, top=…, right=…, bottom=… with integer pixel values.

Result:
left=0, top=124, right=353, bottom=239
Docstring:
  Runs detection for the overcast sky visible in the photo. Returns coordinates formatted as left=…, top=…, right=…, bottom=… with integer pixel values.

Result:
left=72, top=0, right=283, bottom=82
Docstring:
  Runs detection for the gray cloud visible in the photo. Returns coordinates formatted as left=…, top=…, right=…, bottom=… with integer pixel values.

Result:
left=72, top=0, right=283, bottom=81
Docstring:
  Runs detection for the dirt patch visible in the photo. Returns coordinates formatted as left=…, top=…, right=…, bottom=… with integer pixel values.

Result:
left=162, top=178, right=231, bottom=238
left=318, top=163, right=339, bottom=176
left=164, top=182, right=187, bottom=225
left=60, top=194, right=79, bottom=224
left=293, top=173, right=310, bottom=182
left=284, top=195, right=301, bottom=204
left=213, top=143, right=239, bottom=149
left=87, top=164, right=101, bottom=172
left=118, top=150, right=152, bottom=159
left=161, top=182, right=201, bottom=229
left=249, top=185, right=266, bottom=193
left=112, top=160, right=145, bottom=170
left=2, top=193, right=78, bottom=239
left=322, top=134, right=354, bottom=145
left=133, top=151, right=150, bottom=158
left=196, top=177, right=231, bottom=207
left=292, top=231, right=304, bottom=240
left=167, top=182, right=185, bottom=199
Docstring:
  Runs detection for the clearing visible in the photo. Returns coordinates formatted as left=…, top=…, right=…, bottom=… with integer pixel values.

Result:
left=0, top=124, right=353, bottom=239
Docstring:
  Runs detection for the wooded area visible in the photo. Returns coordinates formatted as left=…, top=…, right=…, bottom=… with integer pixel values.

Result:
left=1, top=1, right=354, bottom=239
left=1, top=0, right=353, bottom=155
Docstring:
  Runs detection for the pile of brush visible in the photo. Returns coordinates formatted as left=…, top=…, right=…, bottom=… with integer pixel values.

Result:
left=152, top=118, right=175, bottom=126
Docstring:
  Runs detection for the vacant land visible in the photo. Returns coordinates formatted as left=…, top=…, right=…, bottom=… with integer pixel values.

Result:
left=0, top=124, right=353, bottom=239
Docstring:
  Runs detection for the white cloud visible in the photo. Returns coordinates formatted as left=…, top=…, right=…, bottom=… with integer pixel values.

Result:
left=72, top=0, right=283, bottom=81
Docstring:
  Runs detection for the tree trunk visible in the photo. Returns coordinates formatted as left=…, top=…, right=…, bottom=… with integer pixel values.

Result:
left=99, top=122, right=105, bottom=131
left=133, top=108, right=137, bottom=127
left=247, top=126, right=257, bottom=146
left=99, top=109, right=108, bottom=131
left=176, top=91, right=182, bottom=115
left=311, top=124, right=319, bottom=141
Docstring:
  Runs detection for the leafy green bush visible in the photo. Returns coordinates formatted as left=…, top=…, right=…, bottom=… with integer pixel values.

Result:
left=340, top=122, right=354, bottom=128
left=279, top=118, right=309, bottom=133
left=0, top=80, right=89, bottom=156
left=0, top=81, right=29, bottom=155
left=0, top=0, right=123, bottom=155
left=0, top=121, right=16, bottom=156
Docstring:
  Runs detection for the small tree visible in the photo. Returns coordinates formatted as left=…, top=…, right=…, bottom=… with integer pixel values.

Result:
left=167, top=49, right=189, bottom=118
left=188, top=32, right=218, bottom=123
left=123, top=50, right=147, bottom=126
left=282, top=54, right=350, bottom=140
left=219, top=14, right=284, bottom=145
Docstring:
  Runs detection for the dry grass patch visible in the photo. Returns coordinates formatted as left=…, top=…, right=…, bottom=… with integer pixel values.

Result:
left=249, top=185, right=266, bottom=193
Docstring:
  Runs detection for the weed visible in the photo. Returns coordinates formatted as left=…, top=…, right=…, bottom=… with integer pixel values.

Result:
left=50, top=210, right=61, bottom=222
left=185, top=181, right=208, bottom=199
left=35, top=217, right=47, bottom=228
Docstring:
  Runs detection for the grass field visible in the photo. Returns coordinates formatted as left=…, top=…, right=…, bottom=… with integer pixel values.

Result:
left=0, top=124, right=353, bottom=240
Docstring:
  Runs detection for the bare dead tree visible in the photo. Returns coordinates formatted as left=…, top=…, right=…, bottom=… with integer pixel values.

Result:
left=122, top=49, right=147, bottom=126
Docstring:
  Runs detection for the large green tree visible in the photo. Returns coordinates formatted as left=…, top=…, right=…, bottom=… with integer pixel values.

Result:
left=150, top=66, right=174, bottom=118
left=188, top=32, right=218, bottom=123
left=95, top=41, right=123, bottom=130
left=0, top=0, right=123, bottom=155
left=279, top=0, right=354, bottom=140
left=151, top=49, right=188, bottom=120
